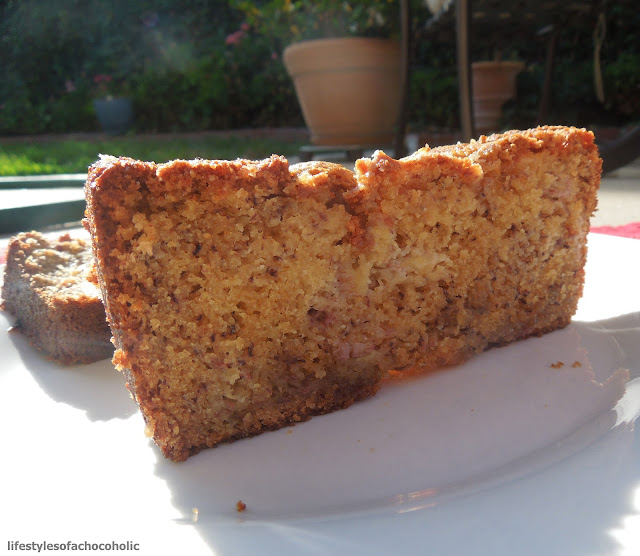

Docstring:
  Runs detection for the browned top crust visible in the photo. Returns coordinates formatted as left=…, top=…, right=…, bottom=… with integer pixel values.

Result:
left=86, top=126, right=600, bottom=222
left=1, top=231, right=112, bottom=365
left=2, top=231, right=101, bottom=308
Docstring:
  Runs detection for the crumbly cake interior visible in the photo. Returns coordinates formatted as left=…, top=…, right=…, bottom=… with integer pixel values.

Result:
left=84, top=126, right=601, bottom=461
left=1, top=231, right=113, bottom=364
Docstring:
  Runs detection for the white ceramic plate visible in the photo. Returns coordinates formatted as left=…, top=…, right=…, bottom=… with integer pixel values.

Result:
left=1, top=233, right=639, bottom=555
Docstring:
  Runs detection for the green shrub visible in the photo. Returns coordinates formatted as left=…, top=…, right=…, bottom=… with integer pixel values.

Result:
left=604, top=52, right=640, bottom=117
left=0, top=0, right=301, bottom=134
left=408, top=67, right=458, bottom=130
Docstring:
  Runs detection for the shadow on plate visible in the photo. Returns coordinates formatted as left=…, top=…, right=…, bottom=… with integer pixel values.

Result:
left=7, top=321, right=136, bottom=422
left=150, top=313, right=640, bottom=555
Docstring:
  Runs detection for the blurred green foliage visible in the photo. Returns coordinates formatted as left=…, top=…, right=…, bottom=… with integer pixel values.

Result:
left=0, top=0, right=302, bottom=134
left=0, top=0, right=637, bottom=136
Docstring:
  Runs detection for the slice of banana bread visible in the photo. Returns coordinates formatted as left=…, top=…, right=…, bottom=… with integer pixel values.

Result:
left=84, top=126, right=601, bottom=461
left=1, top=231, right=113, bottom=364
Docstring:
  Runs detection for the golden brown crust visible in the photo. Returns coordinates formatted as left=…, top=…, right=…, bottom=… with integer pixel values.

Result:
left=1, top=231, right=113, bottom=364
left=85, top=126, right=601, bottom=461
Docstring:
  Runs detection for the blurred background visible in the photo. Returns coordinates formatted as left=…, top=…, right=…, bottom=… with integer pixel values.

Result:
left=1, top=1, right=637, bottom=137
left=0, top=0, right=638, bottom=187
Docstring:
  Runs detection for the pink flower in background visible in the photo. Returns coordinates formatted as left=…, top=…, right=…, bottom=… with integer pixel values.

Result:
left=93, top=74, right=113, bottom=85
left=225, top=30, right=245, bottom=46
left=65, top=80, right=76, bottom=93
left=93, top=74, right=115, bottom=98
left=225, top=23, right=250, bottom=46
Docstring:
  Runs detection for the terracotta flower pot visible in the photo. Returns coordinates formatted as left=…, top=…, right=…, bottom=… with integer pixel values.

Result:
left=471, top=61, right=524, bottom=134
left=283, top=38, right=403, bottom=146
